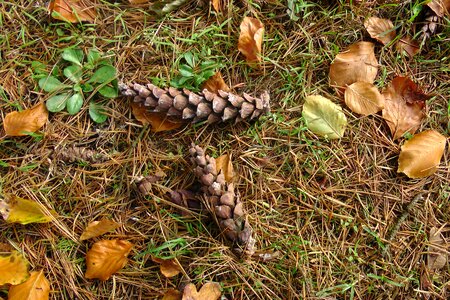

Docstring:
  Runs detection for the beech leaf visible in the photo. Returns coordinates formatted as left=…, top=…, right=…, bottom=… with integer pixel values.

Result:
left=3, top=103, right=48, bottom=136
left=344, top=82, right=384, bottom=116
left=215, top=153, right=234, bottom=183
left=0, top=251, right=30, bottom=285
left=302, top=95, right=347, bottom=139
left=396, top=36, right=420, bottom=58
left=427, top=227, right=448, bottom=271
left=8, top=270, right=50, bottom=300
left=238, top=17, right=264, bottom=65
left=80, top=219, right=120, bottom=241
left=182, top=282, right=221, bottom=300
left=201, top=72, right=230, bottom=94
left=130, top=102, right=184, bottom=132
left=163, top=289, right=182, bottom=300
left=427, top=0, right=450, bottom=17
left=48, top=0, right=96, bottom=23
left=329, top=41, right=378, bottom=89
left=398, top=130, right=446, bottom=178
left=85, top=239, right=133, bottom=281
left=0, top=196, right=56, bottom=225
left=152, top=257, right=182, bottom=278
left=364, top=17, right=396, bottom=45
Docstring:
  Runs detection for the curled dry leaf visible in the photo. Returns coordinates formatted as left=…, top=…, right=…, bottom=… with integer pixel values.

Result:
left=329, top=41, right=378, bottom=89
left=364, top=17, right=396, bottom=45
left=396, top=36, right=420, bottom=58
left=0, top=196, right=55, bottom=225
left=4, top=103, right=48, bottom=136
left=382, top=77, right=429, bottom=139
left=427, top=0, right=450, bottom=17
left=427, top=227, right=447, bottom=271
left=215, top=153, right=234, bottom=183
left=398, top=130, right=446, bottom=178
left=151, top=257, right=182, bottom=278
left=238, top=17, right=264, bottom=65
left=80, top=219, right=120, bottom=241
left=182, top=282, right=221, bottom=300
left=163, top=289, right=182, bottom=300
left=130, top=101, right=184, bottom=132
left=85, top=239, right=133, bottom=281
left=0, top=251, right=30, bottom=285
left=302, top=95, right=347, bottom=139
left=344, top=82, right=384, bottom=116
left=201, top=72, right=230, bottom=94
left=8, top=270, right=50, bottom=300
left=48, top=0, right=96, bottom=23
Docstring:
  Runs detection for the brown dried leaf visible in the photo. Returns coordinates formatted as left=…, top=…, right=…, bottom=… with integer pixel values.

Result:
left=329, top=42, right=378, bottom=89
left=151, top=257, right=182, bottom=278
left=80, top=219, right=120, bottom=241
left=182, top=282, right=221, bottom=300
left=4, top=103, right=48, bottom=136
left=211, top=0, right=222, bottom=12
left=8, top=270, right=50, bottom=300
left=427, top=0, right=450, bottom=17
left=398, top=130, right=446, bottom=178
left=130, top=102, right=183, bottom=132
left=427, top=227, right=448, bottom=270
left=201, top=72, right=230, bottom=94
left=163, top=289, right=182, bottom=300
left=238, top=17, right=264, bottom=65
left=364, top=17, right=396, bottom=45
left=215, top=153, right=234, bottom=183
left=85, top=239, right=133, bottom=281
left=0, top=251, right=30, bottom=285
left=48, top=0, right=96, bottom=23
left=381, top=77, right=429, bottom=139
left=396, top=36, right=420, bottom=58
left=344, top=82, right=384, bottom=115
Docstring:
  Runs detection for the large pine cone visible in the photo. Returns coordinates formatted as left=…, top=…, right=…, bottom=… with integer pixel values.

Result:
left=119, top=82, right=270, bottom=124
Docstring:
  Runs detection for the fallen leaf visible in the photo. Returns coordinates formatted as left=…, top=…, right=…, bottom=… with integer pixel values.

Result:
left=163, top=289, right=182, bottom=300
left=8, top=270, right=50, bottom=300
left=80, top=219, right=120, bottom=241
left=3, top=103, right=48, bottom=136
left=85, top=239, right=133, bottom=281
left=152, top=257, right=182, bottom=278
left=396, top=36, right=420, bottom=57
left=201, top=72, right=230, bottom=94
left=0, top=196, right=55, bottom=225
left=238, top=17, right=264, bottom=65
left=427, top=227, right=447, bottom=270
left=130, top=102, right=184, bottom=132
left=211, top=0, right=223, bottom=12
left=302, top=95, right=347, bottom=139
left=344, top=82, right=384, bottom=115
left=398, top=130, right=446, bottom=178
left=182, top=282, right=221, bottom=300
left=48, top=0, right=96, bottom=23
left=364, top=17, right=396, bottom=45
left=427, top=0, right=450, bottom=17
left=329, top=41, right=378, bottom=89
left=0, top=251, right=30, bottom=285
left=215, top=153, right=234, bottom=183
left=381, top=77, right=429, bottom=139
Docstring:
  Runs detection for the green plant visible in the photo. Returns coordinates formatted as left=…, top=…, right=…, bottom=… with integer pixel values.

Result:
left=38, top=48, right=118, bottom=123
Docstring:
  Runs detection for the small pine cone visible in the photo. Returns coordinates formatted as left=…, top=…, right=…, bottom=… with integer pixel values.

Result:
left=189, top=143, right=256, bottom=255
left=54, top=145, right=107, bottom=164
left=416, top=7, right=442, bottom=43
left=137, top=172, right=165, bottom=196
left=120, top=82, right=270, bottom=125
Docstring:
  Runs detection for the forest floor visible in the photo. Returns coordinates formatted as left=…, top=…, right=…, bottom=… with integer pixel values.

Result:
left=0, top=1, right=449, bottom=299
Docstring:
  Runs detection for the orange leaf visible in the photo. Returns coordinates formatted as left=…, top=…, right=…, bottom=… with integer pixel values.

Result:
left=427, top=0, right=450, bottom=17
left=182, top=282, right=221, bottom=300
left=211, top=0, right=222, bottom=12
left=398, top=130, right=447, bottom=178
left=151, top=257, right=182, bottom=278
left=85, top=239, right=133, bottom=281
left=201, top=72, right=230, bottom=94
left=163, top=289, right=182, bottom=300
left=8, top=270, right=50, bottom=300
left=48, top=0, right=96, bottom=23
left=364, top=17, right=396, bottom=45
left=215, top=153, right=234, bottom=183
left=80, top=219, right=120, bottom=241
left=381, top=77, right=429, bottom=139
left=344, top=82, right=384, bottom=116
left=329, top=42, right=378, bottom=89
left=238, top=17, right=264, bottom=65
left=130, top=102, right=184, bottom=132
left=3, top=103, right=48, bottom=136
left=396, top=36, right=420, bottom=58
left=0, top=251, right=30, bottom=285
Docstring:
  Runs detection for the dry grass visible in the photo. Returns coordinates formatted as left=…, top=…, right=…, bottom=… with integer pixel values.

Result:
left=0, top=0, right=449, bottom=299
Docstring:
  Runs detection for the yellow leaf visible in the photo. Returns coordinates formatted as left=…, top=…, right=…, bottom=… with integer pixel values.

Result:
left=163, top=289, right=182, bottom=300
left=201, top=72, right=230, bottom=94
left=364, top=17, right=396, bottom=45
left=329, top=42, right=378, bottom=89
left=48, top=0, right=96, bottom=23
left=130, top=102, right=184, bottom=132
left=8, top=270, right=50, bottom=300
left=3, top=103, right=48, bottom=136
left=0, top=196, right=55, bottom=225
left=344, top=82, right=384, bottom=116
left=398, top=130, right=447, bottom=178
left=0, top=251, right=30, bottom=285
left=80, top=219, right=120, bottom=241
left=215, top=153, right=234, bottom=183
left=151, top=257, right=182, bottom=278
left=85, top=239, right=133, bottom=281
left=182, top=282, right=221, bottom=300
left=238, top=17, right=264, bottom=65
left=427, top=0, right=450, bottom=17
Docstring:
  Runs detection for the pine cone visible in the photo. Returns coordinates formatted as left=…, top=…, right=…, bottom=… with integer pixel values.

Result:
left=418, top=8, right=440, bottom=42
left=53, top=145, right=107, bottom=164
left=189, top=144, right=256, bottom=255
left=119, top=82, right=270, bottom=125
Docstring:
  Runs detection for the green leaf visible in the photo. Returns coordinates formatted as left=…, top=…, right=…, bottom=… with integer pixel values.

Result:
left=87, top=49, right=102, bottom=66
left=67, top=93, right=83, bottom=115
left=184, top=52, right=195, bottom=67
left=39, top=76, right=69, bottom=92
left=302, top=95, right=347, bottom=139
left=63, top=65, right=82, bottom=83
left=98, top=85, right=118, bottom=98
left=87, top=65, right=116, bottom=84
left=179, top=65, right=193, bottom=77
left=81, top=83, right=94, bottom=92
left=46, top=93, right=71, bottom=112
left=89, top=101, right=108, bottom=123
left=61, top=48, right=83, bottom=66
